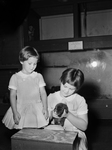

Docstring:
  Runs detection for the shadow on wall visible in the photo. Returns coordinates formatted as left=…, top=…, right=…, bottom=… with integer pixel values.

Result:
left=78, top=81, right=101, bottom=120
left=78, top=82, right=102, bottom=148
left=78, top=82, right=100, bottom=103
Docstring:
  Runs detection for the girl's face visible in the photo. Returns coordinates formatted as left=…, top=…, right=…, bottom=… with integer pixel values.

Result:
left=21, top=56, right=38, bottom=74
left=60, top=82, right=76, bottom=97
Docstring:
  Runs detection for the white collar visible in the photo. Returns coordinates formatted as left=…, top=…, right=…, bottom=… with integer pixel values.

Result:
left=17, top=71, right=37, bottom=78
left=57, top=91, right=76, bottom=102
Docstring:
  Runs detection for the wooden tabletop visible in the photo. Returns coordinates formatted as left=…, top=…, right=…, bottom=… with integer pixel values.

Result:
left=11, top=127, right=78, bottom=144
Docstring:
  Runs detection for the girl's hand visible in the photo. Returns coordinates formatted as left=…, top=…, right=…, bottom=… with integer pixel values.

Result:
left=43, top=109, right=49, bottom=120
left=13, top=111, right=21, bottom=125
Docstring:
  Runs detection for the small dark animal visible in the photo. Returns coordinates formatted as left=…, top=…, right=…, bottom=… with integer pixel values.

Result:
left=50, top=103, right=68, bottom=126
left=54, top=103, right=68, bottom=117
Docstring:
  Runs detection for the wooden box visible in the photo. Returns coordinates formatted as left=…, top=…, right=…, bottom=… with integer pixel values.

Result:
left=11, top=128, right=78, bottom=150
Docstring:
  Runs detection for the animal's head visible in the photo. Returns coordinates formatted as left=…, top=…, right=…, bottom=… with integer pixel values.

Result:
left=54, top=103, right=68, bottom=117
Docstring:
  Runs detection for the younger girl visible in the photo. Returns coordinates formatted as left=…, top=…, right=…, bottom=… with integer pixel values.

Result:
left=47, top=68, right=88, bottom=150
left=2, top=46, right=49, bottom=129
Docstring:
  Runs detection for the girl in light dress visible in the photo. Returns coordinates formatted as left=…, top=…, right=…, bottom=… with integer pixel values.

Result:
left=2, top=46, right=49, bottom=129
left=46, top=68, right=88, bottom=150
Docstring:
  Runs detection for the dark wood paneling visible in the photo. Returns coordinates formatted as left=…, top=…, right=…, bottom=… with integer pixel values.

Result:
left=25, top=36, right=112, bottom=52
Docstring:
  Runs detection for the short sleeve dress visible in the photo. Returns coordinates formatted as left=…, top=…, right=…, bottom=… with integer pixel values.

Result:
left=48, top=91, right=88, bottom=150
left=2, top=71, right=49, bottom=129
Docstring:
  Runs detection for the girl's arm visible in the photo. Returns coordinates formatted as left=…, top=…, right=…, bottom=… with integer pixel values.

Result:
left=10, top=89, right=17, bottom=115
left=66, top=112, right=88, bottom=131
left=39, top=86, right=48, bottom=119
left=10, top=89, right=21, bottom=124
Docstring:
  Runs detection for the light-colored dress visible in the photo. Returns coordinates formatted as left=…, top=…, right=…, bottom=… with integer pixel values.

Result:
left=2, top=71, right=49, bottom=129
left=48, top=91, right=88, bottom=150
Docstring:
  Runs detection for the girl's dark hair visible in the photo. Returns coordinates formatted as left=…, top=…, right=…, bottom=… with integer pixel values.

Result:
left=60, top=68, right=84, bottom=91
left=19, top=46, right=39, bottom=62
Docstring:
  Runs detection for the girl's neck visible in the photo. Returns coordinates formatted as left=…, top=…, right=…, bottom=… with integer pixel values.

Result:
left=21, top=70, right=33, bottom=75
left=59, top=91, right=68, bottom=98
left=60, top=91, right=75, bottom=98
